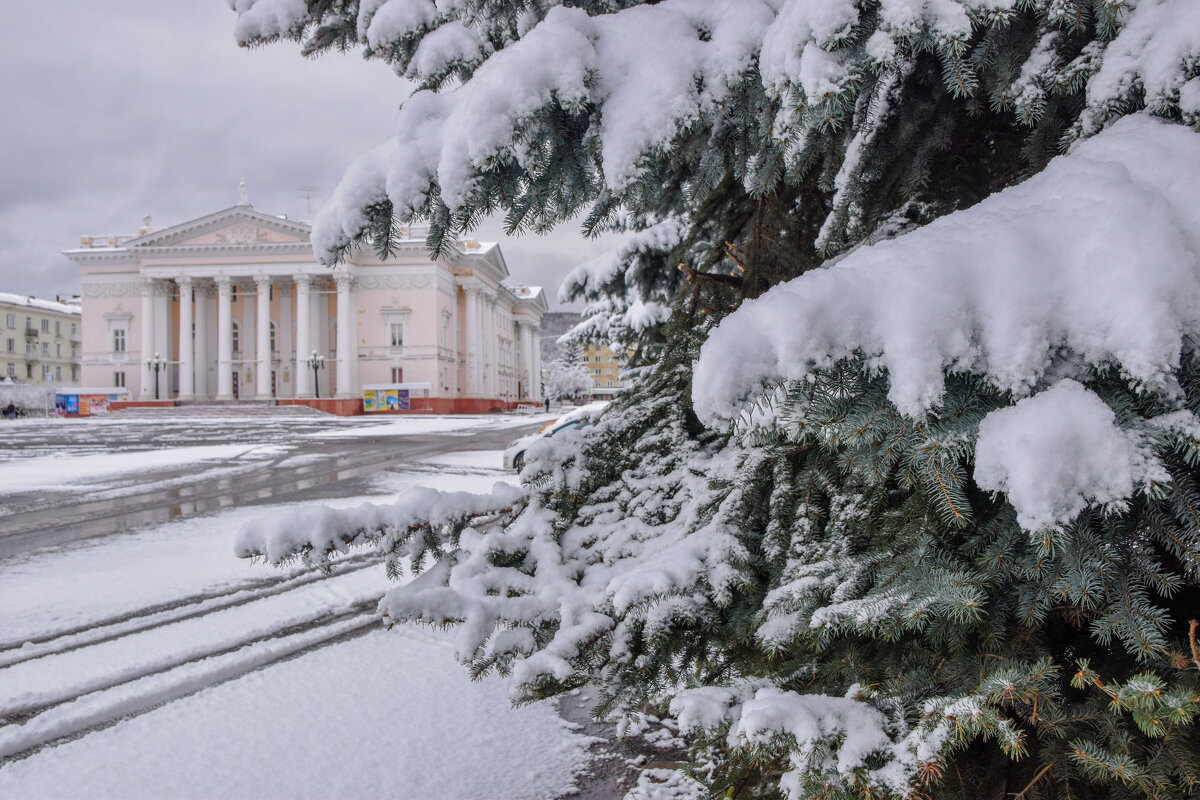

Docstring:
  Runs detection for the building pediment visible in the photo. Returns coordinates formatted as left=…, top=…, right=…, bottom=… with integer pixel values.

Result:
left=124, top=206, right=312, bottom=250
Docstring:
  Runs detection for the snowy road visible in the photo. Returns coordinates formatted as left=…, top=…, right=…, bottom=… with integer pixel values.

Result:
left=0, top=409, right=606, bottom=799
left=0, top=407, right=547, bottom=557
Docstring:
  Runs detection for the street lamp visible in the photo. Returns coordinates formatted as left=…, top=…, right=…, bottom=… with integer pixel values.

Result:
left=147, top=352, right=166, bottom=400
left=305, top=351, right=326, bottom=399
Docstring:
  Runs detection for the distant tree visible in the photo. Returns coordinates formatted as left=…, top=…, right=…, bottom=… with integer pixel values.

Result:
left=543, top=352, right=591, bottom=403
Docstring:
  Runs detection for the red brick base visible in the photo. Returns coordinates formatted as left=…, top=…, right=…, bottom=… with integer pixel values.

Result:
left=110, top=400, right=178, bottom=411
left=278, top=398, right=365, bottom=416
left=279, top=397, right=524, bottom=416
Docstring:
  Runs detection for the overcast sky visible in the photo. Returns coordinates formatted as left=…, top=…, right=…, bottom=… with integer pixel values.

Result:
left=0, top=2, right=609, bottom=309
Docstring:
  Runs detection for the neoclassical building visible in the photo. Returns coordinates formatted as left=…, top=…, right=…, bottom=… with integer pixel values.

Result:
left=66, top=196, right=546, bottom=413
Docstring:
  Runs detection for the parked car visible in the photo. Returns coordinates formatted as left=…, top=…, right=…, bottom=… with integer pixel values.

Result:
left=503, top=402, right=608, bottom=471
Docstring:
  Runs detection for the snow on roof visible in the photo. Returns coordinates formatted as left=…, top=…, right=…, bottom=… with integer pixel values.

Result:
left=0, top=292, right=81, bottom=315
left=505, top=283, right=544, bottom=300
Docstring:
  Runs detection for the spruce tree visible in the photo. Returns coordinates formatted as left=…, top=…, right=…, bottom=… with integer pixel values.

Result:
left=232, top=1, right=1200, bottom=796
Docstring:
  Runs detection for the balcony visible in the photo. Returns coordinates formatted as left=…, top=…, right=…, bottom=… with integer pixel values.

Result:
left=24, top=326, right=38, bottom=338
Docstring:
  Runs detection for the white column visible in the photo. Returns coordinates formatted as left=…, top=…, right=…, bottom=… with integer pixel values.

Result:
left=255, top=275, right=271, bottom=399
left=531, top=325, right=542, bottom=401
left=140, top=281, right=155, bottom=399
left=477, top=290, right=488, bottom=395
left=464, top=286, right=479, bottom=395
left=216, top=277, right=233, bottom=400
left=348, top=282, right=359, bottom=393
left=194, top=282, right=209, bottom=399
left=279, top=283, right=293, bottom=397
left=335, top=270, right=353, bottom=397
left=153, top=287, right=169, bottom=392
left=481, top=295, right=491, bottom=397
left=314, top=280, right=328, bottom=398
left=516, top=321, right=529, bottom=400
left=295, top=274, right=312, bottom=398
left=177, top=277, right=194, bottom=399
left=487, top=297, right=498, bottom=397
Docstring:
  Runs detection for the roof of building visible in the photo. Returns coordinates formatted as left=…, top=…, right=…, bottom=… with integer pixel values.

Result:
left=0, top=292, right=81, bottom=316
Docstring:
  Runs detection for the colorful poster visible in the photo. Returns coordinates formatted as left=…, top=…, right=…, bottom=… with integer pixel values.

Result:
left=363, top=390, right=378, bottom=412
left=396, top=389, right=410, bottom=411
left=85, top=395, right=110, bottom=415
left=65, top=395, right=79, bottom=415
left=55, top=394, right=67, bottom=416
left=382, top=389, right=400, bottom=410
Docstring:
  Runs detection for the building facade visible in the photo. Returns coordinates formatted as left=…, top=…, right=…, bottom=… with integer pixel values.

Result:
left=0, top=293, right=82, bottom=386
left=581, top=342, right=628, bottom=399
left=66, top=200, right=546, bottom=413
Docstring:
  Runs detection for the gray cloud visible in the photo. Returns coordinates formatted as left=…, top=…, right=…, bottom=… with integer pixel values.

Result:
left=0, top=1, right=605, bottom=311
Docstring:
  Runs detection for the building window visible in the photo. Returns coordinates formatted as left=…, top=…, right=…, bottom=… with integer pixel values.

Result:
left=5, top=338, right=12, bottom=353
left=231, top=284, right=238, bottom=303
left=55, top=321, right=61, bottom=335
left=71, top=366, right=78, bottom=381
left=56, top=343, right=62, bottom=357
left=390, top=322, right=404, bottom=348
left=231, top=322, right=240, bottom=353
left=41, top=342, right=49, bottom=356
left=41, top=319, right=49, bottom=333
left=114, top=371, right=125, bottom=387
left=56, top=366, right=62, bottom=380
left=5, top=313, right=13, bottom=328
left=392, top=367, right=403, bottom=383
left=269, top=321, right=276, bottom=354
left=26, top=364, right=32, bottom=379
left=6, top=364, right=14, bottom=378
left=112, top=328, right=126, bottom=353
left=71, top=323, right=76, bottom=335
left=269, top=285, right=274, bottom=302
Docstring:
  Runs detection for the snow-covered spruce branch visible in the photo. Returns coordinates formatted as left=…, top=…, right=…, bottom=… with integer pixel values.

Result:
left=235, top=483, right=528, bottom=569
left=232, top=0, right=1200, bottom=269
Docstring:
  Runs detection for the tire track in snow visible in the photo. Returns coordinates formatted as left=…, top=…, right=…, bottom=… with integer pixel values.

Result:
left=0, top=612, right=380, bottom=764
left=0, top=569, right=389, bottom=722
left=0, top=552, right=383, bottom=668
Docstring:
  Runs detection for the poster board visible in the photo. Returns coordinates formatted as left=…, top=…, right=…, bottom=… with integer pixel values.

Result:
left=363, top=383, right=429, bottom=413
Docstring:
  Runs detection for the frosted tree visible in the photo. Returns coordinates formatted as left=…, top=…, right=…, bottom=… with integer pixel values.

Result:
left=232, top=1, right=1200, bottom=797
left=543, top=353, right=591, bottom=402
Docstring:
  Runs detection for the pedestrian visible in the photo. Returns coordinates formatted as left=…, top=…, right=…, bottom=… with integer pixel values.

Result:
left=544, top=396, right=550, bottom=413
left=4, top=402, right=15, bottom=420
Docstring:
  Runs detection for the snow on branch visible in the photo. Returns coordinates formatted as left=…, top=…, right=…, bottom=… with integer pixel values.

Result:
left=974, top=379, right=1164, bottom=530
left=235, top=483, right=527, bottom=567
left=1077, top=0, right=1200, bottom=136
left=694, top=115, right=1200, bottom=423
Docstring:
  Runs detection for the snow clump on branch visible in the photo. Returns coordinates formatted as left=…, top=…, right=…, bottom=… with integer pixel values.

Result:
left=694, top=115, right=1200, bottom=423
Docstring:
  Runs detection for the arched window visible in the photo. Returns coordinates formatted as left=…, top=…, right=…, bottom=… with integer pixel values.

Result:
left=231, top=322, right=240, bottom=353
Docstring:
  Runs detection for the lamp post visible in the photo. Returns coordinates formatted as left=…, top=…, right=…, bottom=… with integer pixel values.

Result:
left=305, top=351, right=326, bottom=399
left=147, top=352, right=166, bottom=400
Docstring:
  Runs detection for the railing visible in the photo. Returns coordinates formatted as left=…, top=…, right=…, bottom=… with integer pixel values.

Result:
left=24, top=326, right=38, bottom=338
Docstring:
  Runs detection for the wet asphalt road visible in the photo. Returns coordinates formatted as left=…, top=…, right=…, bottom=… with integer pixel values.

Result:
left=0, top=407, right=544, bottom=559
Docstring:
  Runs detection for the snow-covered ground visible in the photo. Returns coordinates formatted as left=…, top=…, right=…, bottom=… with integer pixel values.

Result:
left=0, top=414, right=599, bottom=799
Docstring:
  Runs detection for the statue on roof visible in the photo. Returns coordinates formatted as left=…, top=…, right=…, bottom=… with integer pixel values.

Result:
left=238, top=178, right=250, bottom=206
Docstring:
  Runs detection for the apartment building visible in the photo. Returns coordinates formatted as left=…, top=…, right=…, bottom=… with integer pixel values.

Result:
left=582, top=342, right=626, bottom=398
left=0, top=293, right=82, bottom=386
